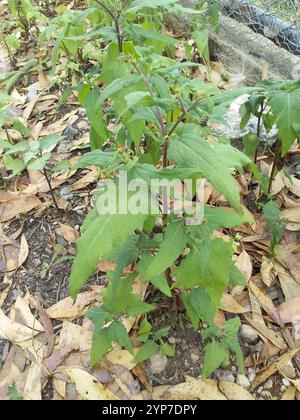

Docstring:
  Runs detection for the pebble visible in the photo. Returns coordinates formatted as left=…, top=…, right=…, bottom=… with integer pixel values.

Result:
left=248, top=369, right=256, bottom=383
left=149, top=354, right=168, bottom=375
left=282, top=378, right=291, bottom=387
left=219, top=372, right=235, bottom=383
left=240, top=324, right=259, bottom=344
left=168, top=336, right=176, bottom=345
left=237, top=374, right=251, bottom=389
left=63, top=125, right=79, bottom=140
left=27, top=88, right=38, bottom=102
left=264, top=379, right=273, bottom=390
left=190, top=351, right=200, bottom=364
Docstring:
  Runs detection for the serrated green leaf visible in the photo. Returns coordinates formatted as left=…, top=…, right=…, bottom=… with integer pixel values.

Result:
left=269, top=89, right=300, bottom=156
left=174, top=237, right=233, bottom=305
left=204, top=207, right=253, bottom=231
left=90, top=328, right=112, bottom=366
left=134, top=340, right=158, bottom=364
left=142, top=220, right=187, bottom=280
left=160, top=342, right=175, bottom=357
left=96, top=75, right=143, bottom=108
left=169, top=131, right=248, bottom=211
left=70, top=209, right=147, bottom=298
left=202, top=340, right=227, bottom=378
left=108, top=320, right=134, bottom=355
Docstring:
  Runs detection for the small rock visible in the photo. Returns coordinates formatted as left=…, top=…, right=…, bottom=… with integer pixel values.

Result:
left=27, top=88, right=38, bottom=102
left=231, top=366, right=237, bottom=372
left=264, top=379, right=273, bottom=390
left=237, top=374, right=251, bottom=389
left=240, top=324, right=259, bottom=344
left=282, top=378, right=291, bottom=387
left=149, top=354, right=168, bottom=375
left=190, top=352, right=200, bottom=364
left=248, top=369, right=256, bottom=383
left=78, top=107, right=86, bottom=117
left=219, top=372, right=235, bottom=383
left=168, top=336, right=176, bottom=345
left=63, top=125, right=79, bottom=140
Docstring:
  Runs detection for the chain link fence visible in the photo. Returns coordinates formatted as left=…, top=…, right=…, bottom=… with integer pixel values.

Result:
left=219, top=0, right=300, bottom=55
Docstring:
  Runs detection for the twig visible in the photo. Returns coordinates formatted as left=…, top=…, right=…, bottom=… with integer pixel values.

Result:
left=42, top=168, right=59, bottom=210
left=94, top=0, right=123, bottom=53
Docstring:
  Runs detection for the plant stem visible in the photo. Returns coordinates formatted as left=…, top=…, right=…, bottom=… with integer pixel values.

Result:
left=167, top=97, right=202, bottom=138
left=268, top=140, right=281, bottom=194
left=94, top=0, right=123, bottom=53
left=254, top=102, right=265, bottom=164
left=43, top=168, right=59, bottom=210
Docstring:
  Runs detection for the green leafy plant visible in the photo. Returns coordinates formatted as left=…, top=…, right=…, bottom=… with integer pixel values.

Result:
left=67, top=0, right=252, bottom=377
left=240, top=80, right=300, bottom=192
left=1, top=126, right=64, bottom=208
left=262, top=200, right=286, bottom=256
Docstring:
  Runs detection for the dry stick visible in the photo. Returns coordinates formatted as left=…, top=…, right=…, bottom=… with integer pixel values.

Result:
left=42, top=168, right=59, bottom=210
left=254, top=102, right=265, bottom=164
left=268, top=140, right=281, bottom=194
left=94, top=0, right=123, bottom=53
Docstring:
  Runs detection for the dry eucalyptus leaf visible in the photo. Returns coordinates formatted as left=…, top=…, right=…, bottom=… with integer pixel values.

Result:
left=0, top=192, right=41, bottom=222
left=261, top=257, right=277, bottom=287
left=277, top=297, right=300, bottom=324
left=0, top=235, right=28, bottom=272
left=218, top=381, right=255, bottom=400
left=59, top=223, right=79, bottom=244
left=64, top=368, right=119, bottom=400
left=251, top=349, right=300, bottom=390
left=162, top=379, right=227, bottom=400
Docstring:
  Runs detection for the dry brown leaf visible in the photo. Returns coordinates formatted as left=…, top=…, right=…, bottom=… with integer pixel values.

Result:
left=277, top=245, right=300, bottom=285
left=69, top=168, right=98, bottom=191
left=274, top=262, right=300, bottom=300
left=0, top=234, right=28, bottom=272
left=14, top=296, right=44, bottom=332
left=251, top=349, right=300, bottom=390
left=0, top=192, right=41, bottom=222
left=0, top=275, right=13, bottom=308
left=59, top=223, right=79, bottom=244
left=162, top=378, right=227, bottom=400
left=218, top=381, right=255, bottom=400
left=64, top=368, right=119, bottom=400
left=221, top=293, right=248, bottom=314
left=261, top=257, right=277, bottom=287
left=235, top=250, right=253, bottom=282
left=245, top=315, right=287, bottom=350
left=277, top=297, right=300, bottom=324
left=46, top=288, right=103, bottom=320
left=53, top=378, right=66, bottom=400
left=0, top=309, right=41, bottom=342
left=30, top=297, right=54, bottom=357
left=105, top=349, right=137, bottom=371
left=284, top=175, right=300, bottom=198
left=24, top=361, right=42, bottom=400
left=281, top=207, right=300, bottom=231
left=281, top=387, right=297, bottom=400
left=248, top=281, right=282, bottom=325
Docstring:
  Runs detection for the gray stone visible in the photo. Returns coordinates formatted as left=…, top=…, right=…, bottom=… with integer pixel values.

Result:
left=149, top=354, right=168, bottom=375
left=219, top=372, right=235, bottom=383
left=168, top=336, right=177, bottom=345
left=237, top=374, right=251, bottom=389
left=264, top=379, right=273, bottom=390
left=63, top=125, right=79, bottom=140
left=240, top=324, right=259, bottom=344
